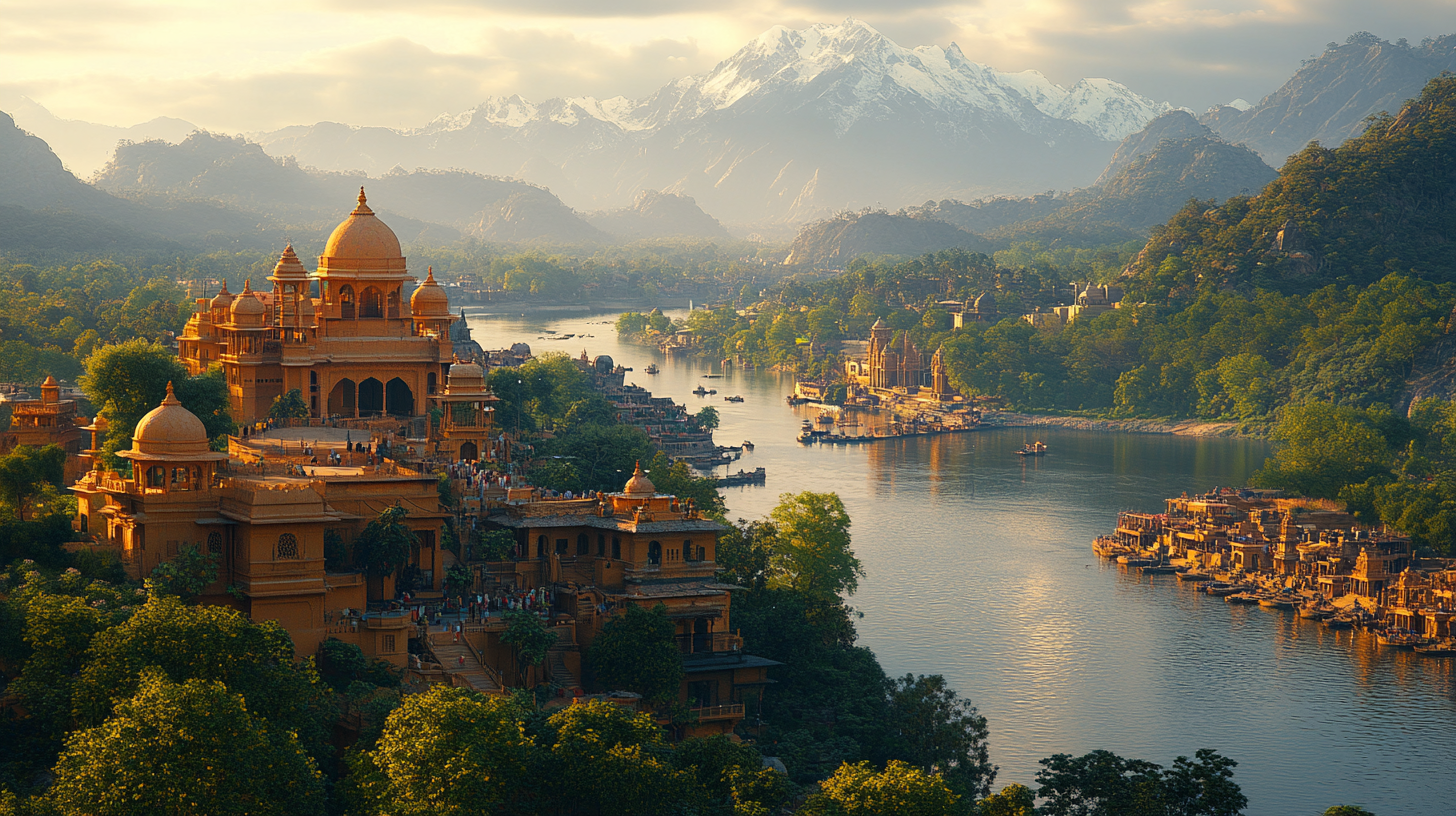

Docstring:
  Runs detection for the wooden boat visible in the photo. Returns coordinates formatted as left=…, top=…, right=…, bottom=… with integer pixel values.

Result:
left=1092, top=537, right=1127, bottom=559
left=1322, top=615, right=1355, bottom=629
left=815, top=413, right=835, bottom=425
left=692, top=385, right=709, bottom=396
left=1015, top=441, right=1048, bottom=456
left=1141, top=564, right=1180, bottom=575
left=1377, top=630, right=1423, bottom=649
left=1415, top=640, right=1456, bottom=656
left=724, top=395, right=744, bottom=403
left=1258, top=595, right=1297, bottom=610
left=1205, top=582, right=1241, bottom=597
left=1176, top=571, right=1213, bottom=582
left=1299, top=602, right=1335, bottom=620
left=1226, top=592, right=1261, bottom=605
left=785, top=395, right=810, bottom=406
left=644, top=363, right=659, bottom=374
left=1117, top=556, right=1152, bottom=568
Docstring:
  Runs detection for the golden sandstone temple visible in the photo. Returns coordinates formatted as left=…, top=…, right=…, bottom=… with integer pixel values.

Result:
left=62, top=192, right=770, bottom=737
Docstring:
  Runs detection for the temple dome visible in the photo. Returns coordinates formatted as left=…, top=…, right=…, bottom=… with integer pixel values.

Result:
left=210, top=281, right=233, bottom=311
left=231, top=279, right=267, bottom=323
left=411, top=267, right=451, bottom=316
left=622, top=461, right=655, bottom=496
left=268, top=244, right=310, bottom=281
left=322, top=188, right=402, bottom=261
left=446, top=361, right=485, bottom=394
left=127, top=382, right=210, bottom=458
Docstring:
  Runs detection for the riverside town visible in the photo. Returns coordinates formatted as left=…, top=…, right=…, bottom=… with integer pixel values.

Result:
left=6, top=13, right=1456, bottom=816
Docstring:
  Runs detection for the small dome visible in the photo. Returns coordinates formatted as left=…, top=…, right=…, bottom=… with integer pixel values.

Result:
left=322, top=188, right=402, bottom=261
left=411, top=267, right=451, bottom=316
left=268, top=244, right=309, bottom=281
left=130, top=382, right=209, bottom=457
left=446, top=361, right=486, bottom=394
left=871, top=317, right=887, bottom=329
left=622, top=461, right=655, bottom=497
left=210, top=281, right=233, bottom=311
left=231, top=279, right=267, bottom=322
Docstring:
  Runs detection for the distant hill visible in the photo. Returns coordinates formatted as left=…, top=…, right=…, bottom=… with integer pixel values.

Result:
left=0, top=91, right=196, bottom=178
left=1095, top=109, right=1212, bottom=185
left=584, top=191, right=731, bottom=240
left=1202, top=32, right=1456, bottom=164
left=783, top=211, right=991, bottom=266
left=93, top=132, right=606, bottom=245
left=1125, top=75, right=1456, bottom=299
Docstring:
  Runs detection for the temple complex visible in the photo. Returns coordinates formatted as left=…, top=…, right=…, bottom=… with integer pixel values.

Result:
left=1, top=375, right=89, bottom=480
left=177, top=190, right=457, bottom=424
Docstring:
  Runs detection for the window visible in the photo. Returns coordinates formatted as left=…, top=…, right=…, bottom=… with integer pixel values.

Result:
left=207, top=531, right=223, bottom=555
left=360, top=287, right=383, bottom=318
left=577, top=533, right=589, bottom=556
left=612, top=537, right=621, bottom=559
left=648, top=540, right=661, bottom=565
left=147, top=466, right=166, bottom=488
left=339, top=285, right=356, bottom=319
left=555, top=538, right=568, bottom=555
left=276, top=533, right=299, bottom=559
left=683, top=539, right=695, bottom=561
left=697, top=546, right=706, bottom=562
left=537, top=535, right=547, bottom=557
left=597, top=534, right=606, bottom=557
left=383, top=635, right=396, bottom=653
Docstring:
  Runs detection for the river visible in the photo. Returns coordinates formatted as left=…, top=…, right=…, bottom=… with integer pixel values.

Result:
left=467, top=306, right=1450, bottom=816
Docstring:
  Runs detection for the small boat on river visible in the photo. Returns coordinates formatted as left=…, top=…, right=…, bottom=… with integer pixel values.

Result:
left=692, top=385, right=709, bottom=396
left=1015, top=441, right=1048, bottom=456
left=1176, top=570, right=1213, bottom=582
left=1141, top=564, right=1180, bottom=575
left=1377, top=629, right=1424, bottom=649
left=1259, top=595, right=1297, bottom=610
left=1226, top=592, right=1261, bottom=605
left=1415, top=640, right=1456, bottom=656
left=644, top=363, right=659, bottom=374
left=742, top=440, right=754, bottom=451
left=1205, top=581, right=1241, bottom=597
left=724, top=395, right=744, bottom=403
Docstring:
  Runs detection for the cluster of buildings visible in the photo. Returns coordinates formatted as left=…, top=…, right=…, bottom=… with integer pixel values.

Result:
left=24, top=192, right=771, bottom=739
left=1106, top=489, right=1456, bottom=640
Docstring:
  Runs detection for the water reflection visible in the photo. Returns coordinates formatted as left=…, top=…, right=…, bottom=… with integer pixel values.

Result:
left=466, top=307, right=1448, bottom=816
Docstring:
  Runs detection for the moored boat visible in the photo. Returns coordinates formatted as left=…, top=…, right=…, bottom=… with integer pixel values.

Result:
left=1323, top=615, right=1355, bottom=629
left=1205, top=581, right=1241, bottom=597
left=1176, top=570, right=1213, bottom=582
left=1226, top=592, right=1261, bottom=605
left=1415, top=640, right=1456, bottom=656
left=1141, top=564, right=1180, bottom=575
left=692, top=385, right=709, bottom=396
left=644, top=363, right=659, bottom=374
left=724, top=395, right=744, bottom=403
left=1259, top=595, right=1297, bottom=610
left=1377, top=629, right=1424, bottom=649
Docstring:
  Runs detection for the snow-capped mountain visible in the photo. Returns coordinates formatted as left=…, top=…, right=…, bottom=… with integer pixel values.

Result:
left=256, top=19, right=1174, bottom=225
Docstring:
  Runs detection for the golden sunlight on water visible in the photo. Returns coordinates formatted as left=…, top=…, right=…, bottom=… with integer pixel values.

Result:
left=469, top=307, right=1452, bottom=816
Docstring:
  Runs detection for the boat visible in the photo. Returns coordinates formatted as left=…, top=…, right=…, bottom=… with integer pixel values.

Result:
left=708, top=389, right=717, bottom=395
left=1322, top=615, right=1355, bottom=629
left=1377, top=630, right=1423, bottom=649
left=816, top=413, right=835, bottom=425
left=1117, top=556, right=1152, bottom=568
left=644, top=363, right=659, bottom=374
left=724, top=395, right=744, bottom=403
left=1226, top=592, right=1261, bottom=605
left=785, top=395, right=811, bottom=406
left=1205, top=581, right=1241, bottom=597
left=1176, top=570, right=1213, bottom=582
left=1141, top=564, right=1180, bottom=575
left=692, top=385, right=709, bottom=396
left=1092, top=536, right=1127, bottom=559
left=1415, top=640, right=1456, bottom=656
left=742, top=441, right=754, bottom=451
left=1258, top=595, right=1297, bottom=610
left=1298, top=601, right=1336, bottom=620
left=1015, top=441, right=1048, bottom=456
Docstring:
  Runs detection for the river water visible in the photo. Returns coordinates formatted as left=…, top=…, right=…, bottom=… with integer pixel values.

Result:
left=468, top=306, right=1450, bottom=816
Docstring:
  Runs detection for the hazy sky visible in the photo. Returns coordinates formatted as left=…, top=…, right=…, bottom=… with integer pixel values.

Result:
left=3, top=0, right=1452, bottom=132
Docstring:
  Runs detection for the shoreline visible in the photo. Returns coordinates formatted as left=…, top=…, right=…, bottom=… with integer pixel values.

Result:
left=980, top=411, right=1255, bottom=438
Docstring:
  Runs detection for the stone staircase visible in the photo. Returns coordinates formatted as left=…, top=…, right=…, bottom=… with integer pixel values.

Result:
left=430, top=640, right=499, bottom=692
left=546, top=641, right=580, bottom=690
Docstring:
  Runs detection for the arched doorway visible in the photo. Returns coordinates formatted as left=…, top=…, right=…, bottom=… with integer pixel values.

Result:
left=648, top=540, right=661, bottom=565
left=328, top=379, right=356, bottom=416
left=693, top=617, right=711, bottom=653
left=339, top=285, right=355, bottom=319
left=360, top=287, right=382, bottom=318
left=385, top=377, right=414, bottom=416
left=459, top=441, right=478, bottom=460
left=358, top=378, right=384, bottom=415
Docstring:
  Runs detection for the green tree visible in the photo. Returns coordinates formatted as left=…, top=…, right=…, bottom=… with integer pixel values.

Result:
left=768, top=492, right=863, bottom=611
left=979, top=783, right=1035, bottom=816
left=72, top=594, right=335, bottom=766
left=344, top=686, right=531, bottom=816
left=716, top=519, right=777, bottom=592
left=353, top=505, right=417, bottom=579
left=0, top=444, right=66, bottom=520
left=477, top=528, right=518, bottom=561
left=696, top=405, right=721, bottom=430
left=268, top=388, right=310, bottom=420
left=1251, top=403, right=1391, bottom=498
left=501, top=609, right=557, bottom=675
left=801, top=760, right=959, bottom=816
left=146, top=544, right=220, bottom=600
left=1322, top=807, right=1375, bottom=816
left=1034, top=750, right=1165, bottom=816
left=887, top=673, right=995, bottom=801
left=545, top=699, right=690, bottom=815
left=80, top=340, right=234, bottom=461
left=587, top=603, right=683, bottom=705
left=1161, top=750, right=1247, bottom=816
left=47, top=671, right=324, bottom=816
left=671, top=734, right=790, bottom=816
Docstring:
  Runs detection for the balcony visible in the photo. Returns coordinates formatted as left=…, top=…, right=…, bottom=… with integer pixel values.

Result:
left=675, top=632, right=743, bottom=656
left=689, top=703, right=744, bottom=721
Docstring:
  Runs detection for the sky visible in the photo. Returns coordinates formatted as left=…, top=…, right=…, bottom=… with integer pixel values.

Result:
left=2, top=0, right=1453, bottom=133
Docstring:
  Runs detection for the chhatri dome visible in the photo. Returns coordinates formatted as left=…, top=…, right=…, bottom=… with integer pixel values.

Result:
left=230, top=279, right=267, bottom=322
left=121, top=382, right=225, bottom=461
left=622, top=461, right=656, bottom=497
left=209, top=280, right=233, bottom=311
left=411, top=267, right=451, bottom=316
left=323, top=188, right=402, bottom=262
left=446, top=360, right=486, bottom=394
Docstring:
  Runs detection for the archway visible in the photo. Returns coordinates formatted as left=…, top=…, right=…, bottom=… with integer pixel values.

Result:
left=459, top=441, right=478, bottom=461
left=387, top=289, right=400, bottom=319
left=358, top=378, right=384, bottom=415
left=339, top=285, right=355, bottom=319
left=385, top=377, right=414, bottom=416
left=360, top=287, right=383, bottom=318
left=648, top=540, right=661, bottom=565
left=328, top=379, right=356, bottom=416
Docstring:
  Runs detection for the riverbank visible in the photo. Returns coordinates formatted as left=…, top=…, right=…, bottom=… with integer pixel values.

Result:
left=981, top=410, right=1255, bottom=438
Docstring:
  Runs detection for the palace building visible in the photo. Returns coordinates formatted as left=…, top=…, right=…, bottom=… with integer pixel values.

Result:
left=70, top=385, right=451, bottom=665
left=177, top=190, right=457, bottom=424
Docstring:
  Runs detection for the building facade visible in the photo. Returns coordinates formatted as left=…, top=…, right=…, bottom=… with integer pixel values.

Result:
left=177, top=190, right=457, bottom=424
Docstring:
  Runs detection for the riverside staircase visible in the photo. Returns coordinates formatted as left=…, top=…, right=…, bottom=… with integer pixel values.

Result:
left=429, top=633, right=500, bottom=692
